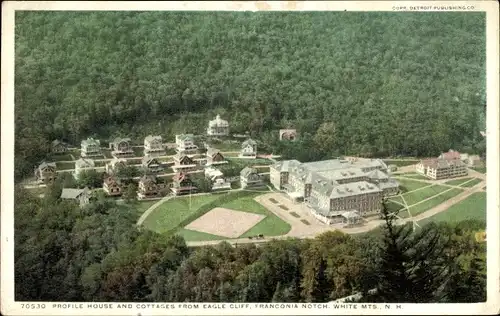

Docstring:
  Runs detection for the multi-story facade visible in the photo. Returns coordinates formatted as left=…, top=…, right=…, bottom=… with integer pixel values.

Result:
left=239, top=138, right=257, bottom=158
left=105, top=157, right=127, bottom=175
left=137, top=175, right=169, bottom=199
left=74, top=158, right=96, bottom=180
left=142, top=156, right=163, bottom=174
left=81, top=138, right=101, bottom=158
left=205, top=167, right=231, bottom=190
left=172, top=153, right=198, bottom=172
left=416, top=158, right=468, bottom=180
left=207, top=114, right=230, bottom=136
left=110, top=137, right=134, bottom=158
left=270, top=158, right=399, bottom=224
left=51, top=140, right=68, bottom=154
left=35, top=162, right=57, bottom=184
left=144, top=135, right=166, bottom=157
left=175, top=134, right=198, bottom=154
left=205, top=147, right=227, bottom=166
left=240, top=167, right=263, bottom=188
left=103, top=176, right=122, bottom=196
left=170, top=172, right=198, bottom=196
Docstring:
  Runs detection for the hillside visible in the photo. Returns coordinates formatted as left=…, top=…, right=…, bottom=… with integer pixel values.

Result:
left=14, top=11, right=486, bottom=180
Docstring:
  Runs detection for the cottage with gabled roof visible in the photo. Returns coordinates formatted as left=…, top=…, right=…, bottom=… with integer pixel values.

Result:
left=142, top=156, right=163, bottom=174
left=172, top=153, right=198, bottom=172
left=205, top=147, right=227, bottom=166
left=207, top=114, right=230, bottom=136
left=175, top=134, right=198, bottom=154
left=105, top=157, right=127, bottom=175
left=240, top=167, right=263, bottom=189
left=35, top=162, right=57, bottom=184
left=144, top=135, right=165, bottom=157
left=81, top=138, right=101, bottom=158
left=239, top=138, right=257, bottom=158
left=60, top=187, right=91, bottom=208
left=74, top=158, right=96, bottom=180
left=103, top=176, right=122, bottom=196
left=205, top=167, right=231, bottom=191
left=110, top=137, right=134, bottom=158
left=51, top=140, right=68, bottom=154
left=170, top=172, right=198, bottom=196
left=137, top=175, right=169, bottom=200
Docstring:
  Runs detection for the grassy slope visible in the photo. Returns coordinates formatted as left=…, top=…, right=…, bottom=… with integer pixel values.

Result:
left=418, top=192, right=486, bottom=225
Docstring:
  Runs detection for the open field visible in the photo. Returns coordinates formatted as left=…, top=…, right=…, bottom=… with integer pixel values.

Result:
left=141, top=191, right=291, bottom=240
left=399, top=185, right=450, bottom=206
left=444, top=177, right=473, bottom=186
left=397, top=178, right=430, bottom=193
left=418, top=192, right=486, bottom=226
left=383, top=160, right=419, bottom=167
left=142, top=194, right=222, bottom=233
left=460, top=178, right=483, bottom=188
left=47, top=153, right=74, bottom=162
left=56, top=161, right=76, bottom=170
left=471, top=166, right=486, bottom=174
left=185, top=207, right=266, bottom=238
left=219, top=194, right=291, bottom=238
left=408, top=188, right=463, bottom=217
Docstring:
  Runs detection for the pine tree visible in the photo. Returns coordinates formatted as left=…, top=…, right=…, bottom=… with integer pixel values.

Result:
left=371, top=203, right=454, bottom=303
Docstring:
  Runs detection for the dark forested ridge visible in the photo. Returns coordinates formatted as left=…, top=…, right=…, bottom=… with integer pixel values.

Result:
left=15, top=185, right=486, bottom=303
left=15, top=11, right=486, bottom=180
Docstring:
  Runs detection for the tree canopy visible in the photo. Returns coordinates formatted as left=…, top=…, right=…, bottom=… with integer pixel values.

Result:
left=14, top=11, right=486, bottom=180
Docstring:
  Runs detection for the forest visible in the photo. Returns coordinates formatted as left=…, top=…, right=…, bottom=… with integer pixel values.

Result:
left=14, top=11, right=486, bottom=181
left=15, top=184, right=486, bottom=303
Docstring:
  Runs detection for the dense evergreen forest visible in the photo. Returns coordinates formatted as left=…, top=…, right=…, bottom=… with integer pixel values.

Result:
left=14, top=11, right=486, bottom=180
left=13, top=11, right=487, bottom=303
left=15, top=184, right=486, bottom=303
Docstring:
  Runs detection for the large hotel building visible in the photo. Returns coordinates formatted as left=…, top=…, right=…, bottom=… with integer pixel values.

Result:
left=270, top=158, right=399, bottom=224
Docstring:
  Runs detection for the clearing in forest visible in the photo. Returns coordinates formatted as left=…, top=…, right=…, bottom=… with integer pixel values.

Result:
left=185, top=207, right=266, bottom=238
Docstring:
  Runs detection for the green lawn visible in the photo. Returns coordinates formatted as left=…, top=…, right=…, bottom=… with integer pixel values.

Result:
left=471, top=166, right=486, bottom=174
left=142, top=194, right=222, bottom=233
left=385, top=200, right=406, bottom=214
left=403, top=174, right=429, bottom=180
left=383, top=160, right=419, bottom=167
left=46, top=153, right=74, bottom=162
left=56, top=161, right=76, bottom=170
left=219, top=194, right=291, bottom=238
left=460, top=178, right=483, bottom=188
left=132, top=147, right=145, bottom=157
left=400, top=185, right=450, bottom=206
left=444, top=178, right=473, bottom=186
left=175, top=228, right=226, bottom=242
left=418, top=192, right=486, bottom=225
left=141, top=191, right=291, bottom=240
left=397, top=178, right=430, bottom=193
left=408, top=188, right=463, bottom=217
